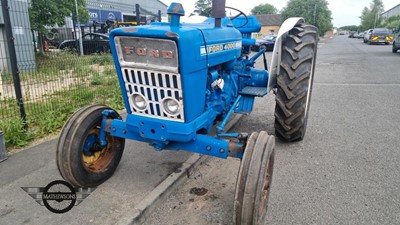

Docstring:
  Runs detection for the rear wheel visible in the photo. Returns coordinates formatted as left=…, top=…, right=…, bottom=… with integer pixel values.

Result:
left=274, top=23, right=318, bottom=142
left=57, top=105, right=125, bottom=187
left=393, top=42, right=398, bottom=53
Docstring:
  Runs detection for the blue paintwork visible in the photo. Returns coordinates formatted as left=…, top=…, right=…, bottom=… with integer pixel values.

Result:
left=104, top=3, right=271, bottom=159
left=83, top=134, right=98, bottom=156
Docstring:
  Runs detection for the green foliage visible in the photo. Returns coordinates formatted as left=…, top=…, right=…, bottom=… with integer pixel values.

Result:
left=359, top=0, right=384, bottom=31
left=0, top=118, right=34, bottom=147
left=29, top=0, right=89, bottom=33
left=281, top=0, right=333, bottom=36
left=340, top=25, right=360, bottom=31
left=89, top=54, right=114, bottom=66
left=251, top=3, right=278, bottom=15
left=194, top=0, right=212, bottom=17
left=383, top=15, right=400, bottom=30
left=0, top=54, right=123, bottom=150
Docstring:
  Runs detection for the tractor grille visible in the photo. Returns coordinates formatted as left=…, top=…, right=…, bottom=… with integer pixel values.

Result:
left=122, top=67, right=184, bottom=122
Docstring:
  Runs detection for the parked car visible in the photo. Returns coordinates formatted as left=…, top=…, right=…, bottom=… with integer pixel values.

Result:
left=348, top=31, right=356, bottom=38
left=392, top=32, right=400, bottom=53
left=363, top=29, right=373, bottom=43
left=357, top=32, right=364, bottom=39
left=251, top=35, right=277, bottom=52
left=59, top=33, right=110, bottom=54
left=363, top=28, right=391, bottom=45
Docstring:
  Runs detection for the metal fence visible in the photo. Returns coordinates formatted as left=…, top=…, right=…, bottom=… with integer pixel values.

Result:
left=0, top=0, right=123, bottom=148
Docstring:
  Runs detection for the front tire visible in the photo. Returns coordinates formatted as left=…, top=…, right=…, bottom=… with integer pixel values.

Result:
left=57, top=105, right=125, bottom=187
left=274, top=23, right=318, bottom=142
left=234, top=131, right=275, bottom=225
left=393, top=42, right=398, bottom=53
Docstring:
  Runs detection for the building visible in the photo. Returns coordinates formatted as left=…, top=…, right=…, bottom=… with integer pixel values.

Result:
left=381, top=3, right=400, bottom=19
left=0, top=0, right=36, bottom=74
left=254, top=14, right=282, bottom=38
left=85, top=0, right=168, bottom=26
left=46, top=0, right=168, bottom=48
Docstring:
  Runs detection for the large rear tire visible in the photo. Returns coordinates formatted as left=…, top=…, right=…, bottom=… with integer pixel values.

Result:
left=274, top=23, right=318, bottom=142
left=234, top=131, right=275, bottom=225
left=57, top=105, right=125, bottom=187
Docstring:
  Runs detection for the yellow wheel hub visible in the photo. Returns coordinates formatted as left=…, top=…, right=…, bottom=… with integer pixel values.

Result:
left=82, top=149, right=105, bottom=164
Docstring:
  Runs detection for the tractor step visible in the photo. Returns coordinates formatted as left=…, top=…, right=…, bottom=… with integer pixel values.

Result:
left=239, top=86, right=268, bottom=97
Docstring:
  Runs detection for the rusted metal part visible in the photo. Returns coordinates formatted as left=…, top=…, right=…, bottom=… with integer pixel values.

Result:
left=228, top=140, right=243, bottom=158
left=105, top=119, right=113, bottom=133
left=121, top=27, right=138, bottom=33
left=173, top=4, right=183, bottom=13
left=165, top=31, right=179, bottom=38
left=83, top=129, right=119, bottom=173
left=255, top=135, right=275, bottom=222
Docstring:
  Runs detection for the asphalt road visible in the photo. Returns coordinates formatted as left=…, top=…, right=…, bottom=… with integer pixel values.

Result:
left=146, top=36, right=400, bottom=224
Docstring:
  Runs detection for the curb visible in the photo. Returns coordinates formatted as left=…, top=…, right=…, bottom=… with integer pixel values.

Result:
left=117, top=114, right=243, bottom=225
left=116, top=153, right=207, bottom=225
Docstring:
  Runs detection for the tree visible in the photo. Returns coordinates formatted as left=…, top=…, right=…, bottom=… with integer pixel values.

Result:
left=339, top=25, right=359, bottom=31
left=251, top=3, right=277, bottom=15
left=281, top=0, right=333, bottom=36
left=359, top=0, right=384, bottom=30
left=383, top=15, right=400, bottom=30
left=194, top=0, right=212, bottom=17
left=29, top=0, right=89, bottom=34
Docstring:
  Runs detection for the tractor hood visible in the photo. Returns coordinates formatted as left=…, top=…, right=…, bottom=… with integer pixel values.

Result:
left=109, top=10, right=242, bottom=75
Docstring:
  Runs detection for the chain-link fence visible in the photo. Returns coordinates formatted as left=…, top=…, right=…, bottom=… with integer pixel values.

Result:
left=0, top=0, right=124, bottom=148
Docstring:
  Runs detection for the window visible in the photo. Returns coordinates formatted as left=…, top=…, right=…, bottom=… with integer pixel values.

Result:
left=83, top=34, right=94, bottom=40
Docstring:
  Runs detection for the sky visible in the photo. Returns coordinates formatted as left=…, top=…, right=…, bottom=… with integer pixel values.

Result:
left=160, top=0, right=400, bottom=27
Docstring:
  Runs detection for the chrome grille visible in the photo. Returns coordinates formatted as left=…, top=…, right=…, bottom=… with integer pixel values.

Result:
left=122, top=67, right=184, bottom=122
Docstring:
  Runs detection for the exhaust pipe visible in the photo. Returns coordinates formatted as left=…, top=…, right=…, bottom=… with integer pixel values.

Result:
left=212, top=0, right=226, bottom=27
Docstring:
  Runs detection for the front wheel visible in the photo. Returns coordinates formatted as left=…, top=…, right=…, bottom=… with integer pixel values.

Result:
left=57, top=105, right=125, bottom=187
left=393, top=42, right=398, bottom=53
left=274, top=23, right=318, bottom=142
left=234, top=131, right=275, bottom=225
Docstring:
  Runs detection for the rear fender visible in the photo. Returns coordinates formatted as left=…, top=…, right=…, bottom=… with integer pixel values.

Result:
left=268, top=17, right=305, bottom=91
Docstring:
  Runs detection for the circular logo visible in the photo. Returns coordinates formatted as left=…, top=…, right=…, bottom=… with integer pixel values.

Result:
left=42, top=180, right=76, bottom=214
left=108, top=12, right=116, bottom=20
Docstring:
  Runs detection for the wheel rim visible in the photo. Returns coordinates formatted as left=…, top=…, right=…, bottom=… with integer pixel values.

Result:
left=82, top=128, right=117, bottom=173
left=257, top=152, right=273, bottom=217
left=304, top=46, right=317, bottom=121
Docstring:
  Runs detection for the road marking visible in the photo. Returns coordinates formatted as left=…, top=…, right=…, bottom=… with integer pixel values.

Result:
left=315, top=83, right=400, bottom=87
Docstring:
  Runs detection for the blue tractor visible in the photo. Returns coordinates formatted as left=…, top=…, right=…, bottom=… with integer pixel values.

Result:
left=57, top=1, right=317, bottom=224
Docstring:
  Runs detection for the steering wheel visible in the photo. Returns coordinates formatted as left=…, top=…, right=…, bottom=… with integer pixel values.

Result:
left=226, top=6, right=249, bottom=28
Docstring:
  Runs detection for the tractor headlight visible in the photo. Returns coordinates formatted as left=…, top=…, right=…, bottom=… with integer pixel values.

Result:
left=162, top=98, right=180, bottom=116
left=131, top=93, right=147, bottom=111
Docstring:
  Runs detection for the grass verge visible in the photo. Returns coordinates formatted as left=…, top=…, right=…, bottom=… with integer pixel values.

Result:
left=0, top=53, right=124, bottom=150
